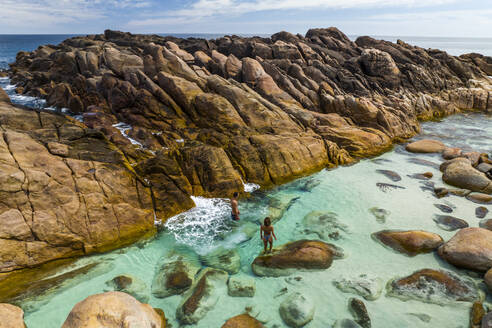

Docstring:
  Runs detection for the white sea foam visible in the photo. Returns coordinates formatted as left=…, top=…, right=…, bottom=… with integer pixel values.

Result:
left=243, top=182, right=260, bottom=193
left=164, top=196, right=232, bottom=252
left=112, top=122, right=144, bottom=147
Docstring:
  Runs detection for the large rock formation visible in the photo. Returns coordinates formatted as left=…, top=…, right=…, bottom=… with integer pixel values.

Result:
left=2, top=27, right=492, bottom=283
left=0, top=101, right=156, bottom=287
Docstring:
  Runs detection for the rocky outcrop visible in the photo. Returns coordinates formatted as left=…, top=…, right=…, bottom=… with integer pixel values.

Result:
left=251, top=240, right=336, bottom=276
left=0, top=101, right=156, bottom=284
left=438, top=228, right=492, bottom=271
left=0, top=303, right=26, bottom=328
left=372, top=230, right=443, bottom=256
left=61, top=291, right=165, bottom=328
left=2, top=26, right=492, bottom=282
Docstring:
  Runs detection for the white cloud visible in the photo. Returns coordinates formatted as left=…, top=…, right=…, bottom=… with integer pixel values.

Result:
left=0, top=0, right=150, bottom=30
left=127, top=0, right=459, bottom=27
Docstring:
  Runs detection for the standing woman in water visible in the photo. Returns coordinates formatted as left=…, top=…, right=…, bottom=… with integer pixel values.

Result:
left=260, top=217, right=277, bottom=253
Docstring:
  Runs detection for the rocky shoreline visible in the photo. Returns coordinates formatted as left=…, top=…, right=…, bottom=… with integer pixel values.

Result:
left=1, top=27, right=492, bottom=309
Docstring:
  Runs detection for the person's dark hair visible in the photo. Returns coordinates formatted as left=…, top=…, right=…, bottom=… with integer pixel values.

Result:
left=233, top=192, right=239, bottom=198
left=264, top=217, right=271, bottom=226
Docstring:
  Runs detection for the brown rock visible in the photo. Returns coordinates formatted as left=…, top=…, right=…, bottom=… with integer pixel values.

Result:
left=442, top=147, right=462, bottom=160
left=251, top=240, right=335, bottom=276
left=484, top=268, right=492, bottom=292
left=470, top=301, right=485, bottom=328
left=372, top=230, right=443, bottom=256
left=0, top=88, right=10, bottom=104
left=405, top=139, right=445, bottom=153
left=61, top=291, right=164, bottom=328
left=438, top=228, right=492, bottom=271
left=467, top=193, right=492, bottom=204
left=387, top=269, right=478, bottom=304
left=222, top=314, right=264, bottom=328
left=443, top=160, right=492, bottom=193
left=0, top=303, right=26, bottom=328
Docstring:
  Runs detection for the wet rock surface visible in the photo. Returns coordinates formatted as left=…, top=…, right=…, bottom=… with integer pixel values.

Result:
left=372, top=230, right=443, bottom=256
left=438, top=227, right=492, bottom=271
left=476, top=207, right=489, bottom=219
left=387, top=269, right=478, bottom=305
left=251, top=240, right=336, bottom=277
left=406, top=139, right=445, bottom=153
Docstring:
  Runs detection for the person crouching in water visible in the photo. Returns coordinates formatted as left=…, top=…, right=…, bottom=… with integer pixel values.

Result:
left=261, top=217, right=277, bottom=253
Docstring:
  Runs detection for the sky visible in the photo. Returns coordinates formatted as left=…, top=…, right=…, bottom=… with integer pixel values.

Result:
left=0, top=0, right=491, bottom=37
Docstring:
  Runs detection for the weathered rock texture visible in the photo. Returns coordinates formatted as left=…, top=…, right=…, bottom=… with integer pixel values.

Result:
left=2, top=27, right=492, bottom=282
left=61, top=291, right=165, bottom=328
left=0, top=303, right=26, bottom=328
left=0, top=101, right=155, bottom=285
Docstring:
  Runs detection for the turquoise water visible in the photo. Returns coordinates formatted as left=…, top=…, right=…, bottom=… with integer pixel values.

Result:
left=13, top=112, right=492, bottom=327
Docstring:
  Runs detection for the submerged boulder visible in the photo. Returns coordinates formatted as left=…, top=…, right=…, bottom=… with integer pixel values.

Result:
left=176, top=268, right=228, bottom=325
left=349, top=298, right=371, bottom=328
left=334, top=319, right=363, bottom=328
left=61, top=291, right=164, bottom=328
left=438, top=228, right=492, bottom=271
left=369, top=207, right=390, bottom=224
left=300, top=211, right=349, bottom=240
left=199, top=247, right=241, bottom=274
left=387, top=269, right=478, bottom=305
left=227, top=275, right=256, bottom=297
left=433, top=215, right=469, bottom=231
left=372, top=230, right=443, bottom=256
left=279, top=292, right=315, bottom=328
left=251, top=240, right=335, bottom=277
left=222, top=314, right=264, bottom=328
left=0, top=303, right=26, bottom=328
left=333, top=274, right=383, bottom=301
left=104, top=274, right=148, bottom=303
left=151, top=257, right=200, bottom=298
left=405, top=139, right=445, bottom=153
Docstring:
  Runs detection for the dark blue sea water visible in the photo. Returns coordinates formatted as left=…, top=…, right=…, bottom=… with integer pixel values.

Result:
left=1, top=34, right=491, bottom=71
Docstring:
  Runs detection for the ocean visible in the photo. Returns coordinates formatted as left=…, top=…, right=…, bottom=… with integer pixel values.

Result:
left=1, top=34, right=491, bottom=70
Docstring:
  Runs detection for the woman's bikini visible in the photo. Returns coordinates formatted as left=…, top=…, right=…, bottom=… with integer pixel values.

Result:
left=263, top=227, right=272, bottom=242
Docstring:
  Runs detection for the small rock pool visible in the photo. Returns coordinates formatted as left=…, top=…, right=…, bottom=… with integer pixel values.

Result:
left=14, top=112, right=492, bottom=327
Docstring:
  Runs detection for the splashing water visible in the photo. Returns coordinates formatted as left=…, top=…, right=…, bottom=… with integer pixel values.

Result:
left=164, top=196, right=234, bottom=253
